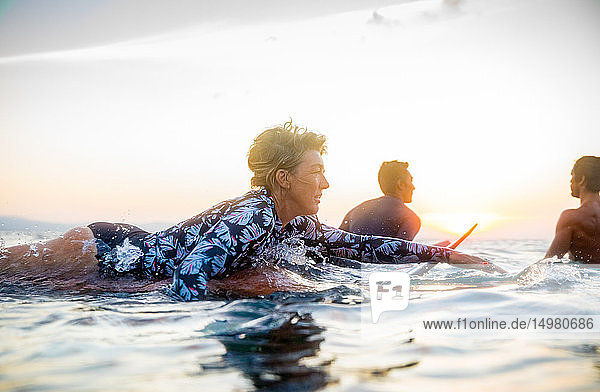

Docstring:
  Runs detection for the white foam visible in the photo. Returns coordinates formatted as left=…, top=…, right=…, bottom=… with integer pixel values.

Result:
left=81, top=239, right=97, bottom=255
left=104, top=238, right=144, bottom=273
left=25, top=244, right=40, bottom=258
left=517, top=258, right=584, bottom=289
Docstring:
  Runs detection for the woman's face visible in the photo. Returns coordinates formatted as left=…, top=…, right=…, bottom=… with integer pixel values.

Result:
left=286, top=150, right=330, bottom=216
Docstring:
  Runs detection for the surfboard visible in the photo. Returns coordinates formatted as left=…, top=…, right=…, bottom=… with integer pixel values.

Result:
left=407, top=223, right=480, bottom=276
left=406, top=223, right=480, bottom=276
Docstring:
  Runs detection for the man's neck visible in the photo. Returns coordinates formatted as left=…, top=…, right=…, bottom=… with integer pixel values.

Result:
left=579, top=191, right=600, bottom=206
left=384, top=193, right=406, bottom=203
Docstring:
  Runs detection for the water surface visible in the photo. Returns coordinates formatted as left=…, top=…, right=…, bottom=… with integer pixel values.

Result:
left=1, top=234, right=599, bottom=391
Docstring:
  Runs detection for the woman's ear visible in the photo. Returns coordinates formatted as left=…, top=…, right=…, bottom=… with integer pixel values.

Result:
left=275, top=169, right=291, bottom=190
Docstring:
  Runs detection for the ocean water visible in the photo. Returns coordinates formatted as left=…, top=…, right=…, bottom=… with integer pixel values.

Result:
left=1, top=232, right=599, bottom=391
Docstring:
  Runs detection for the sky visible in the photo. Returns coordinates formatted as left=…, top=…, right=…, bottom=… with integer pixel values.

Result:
left=1, top=0, right=599, bottom=240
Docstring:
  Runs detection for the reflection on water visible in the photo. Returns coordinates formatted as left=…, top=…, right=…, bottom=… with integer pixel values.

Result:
left=201, top=312, right=333, bottom=391
left=1, top=235, right=600, bottom=391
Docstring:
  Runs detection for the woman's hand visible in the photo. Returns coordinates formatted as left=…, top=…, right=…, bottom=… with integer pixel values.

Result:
left=447, top=251, right=507, bottom=274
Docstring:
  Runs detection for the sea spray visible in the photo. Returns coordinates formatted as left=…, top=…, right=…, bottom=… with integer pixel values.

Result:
left=0, top=237, right=6, bottom=260
left=253, top=236, right=321, bottom=269
left=102, top=238, right=144, bottom=273
left=517, top=258, right=584, bottom=290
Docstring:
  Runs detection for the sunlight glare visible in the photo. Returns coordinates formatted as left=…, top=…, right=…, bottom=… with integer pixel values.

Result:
left=422, top=212, right=504, bottom=236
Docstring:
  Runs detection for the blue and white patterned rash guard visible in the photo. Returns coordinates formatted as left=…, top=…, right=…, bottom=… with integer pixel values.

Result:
left=137, top=187, right=451, bottom=301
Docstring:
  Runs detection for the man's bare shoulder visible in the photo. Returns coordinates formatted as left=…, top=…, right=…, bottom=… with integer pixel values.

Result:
left=557, top=207, right=586, bottom=226
left=558, top=208, right=576, bottom=219
left=562, top=203, right=600, bottom=223
left=557, top=203, right=600, bottom=244
left=398, top=204, right=420, bottom=221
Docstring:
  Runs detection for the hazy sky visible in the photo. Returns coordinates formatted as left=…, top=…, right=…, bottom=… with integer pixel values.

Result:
left=1, top=0, right=599, bottom=240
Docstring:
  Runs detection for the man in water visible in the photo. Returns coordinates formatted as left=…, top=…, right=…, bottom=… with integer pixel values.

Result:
left=340, top=160, right=421, bottom=240
left=546, top=156, right=600, bottom=262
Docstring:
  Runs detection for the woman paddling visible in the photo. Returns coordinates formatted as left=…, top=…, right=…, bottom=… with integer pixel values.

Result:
left=0, top=122, right=504, bottom=300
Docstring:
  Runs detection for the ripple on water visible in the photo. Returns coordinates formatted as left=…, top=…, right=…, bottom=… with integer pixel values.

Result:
left=1, top=239, right=600, bottom=391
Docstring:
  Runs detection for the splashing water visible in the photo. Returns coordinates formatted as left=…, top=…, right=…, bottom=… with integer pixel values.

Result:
left=255, top=236, right=317, bottom=265
left=0, top=237, right=7, bottom=260
left=516, top=258, right=585, bottom=290
left=102, top=238, right=144, bottom=273
left=25, top=243, right=40, bottom=257
left=81, top=238, right=97, bottom=255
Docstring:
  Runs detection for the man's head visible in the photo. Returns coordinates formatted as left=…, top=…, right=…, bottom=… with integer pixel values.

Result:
left=378, top=160, right=415, bottom=202
left=571, top=156, right=600, bottom=197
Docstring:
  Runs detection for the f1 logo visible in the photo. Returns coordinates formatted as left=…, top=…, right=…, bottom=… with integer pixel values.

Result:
left=369, top=272, right=410, bottom=323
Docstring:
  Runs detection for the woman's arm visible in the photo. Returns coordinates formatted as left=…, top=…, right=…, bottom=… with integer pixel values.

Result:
left=287, top=215, right=451, bottom=263
left=287, top=215, right=505, bottom=273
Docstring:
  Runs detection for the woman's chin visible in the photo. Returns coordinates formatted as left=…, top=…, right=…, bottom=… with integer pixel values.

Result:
left=303, top=206, right=319, bottom=216
left=294, top=202, right=320, bottom=217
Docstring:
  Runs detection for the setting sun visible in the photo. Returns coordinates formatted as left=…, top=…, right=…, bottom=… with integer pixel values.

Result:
left=422, top=212, right=504, bottom=236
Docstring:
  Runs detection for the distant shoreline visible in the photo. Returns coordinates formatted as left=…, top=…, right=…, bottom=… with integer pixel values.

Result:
left=0, top=215, right=551, bottom=242
left=0, top=216, right=170, bottom=233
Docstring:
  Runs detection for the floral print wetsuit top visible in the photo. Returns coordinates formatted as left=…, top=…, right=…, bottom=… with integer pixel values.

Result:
left=140, top=187, right=451, bottom=300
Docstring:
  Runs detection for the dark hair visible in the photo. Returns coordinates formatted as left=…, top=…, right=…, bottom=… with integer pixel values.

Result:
left=573, top=156, right=600, bottom=192
left=248, top=121, right=327, bottom=193
left=378, top=160, right=410, bottom=195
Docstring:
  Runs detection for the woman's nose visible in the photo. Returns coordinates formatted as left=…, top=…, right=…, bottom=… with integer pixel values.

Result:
left=321, top=174, right=330, bottom=189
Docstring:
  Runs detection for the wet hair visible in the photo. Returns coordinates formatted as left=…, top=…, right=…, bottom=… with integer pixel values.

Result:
left=378, top=160, right=410, bottom=195
left=248, top=121, right=327, bottom=193
left=572, top=156, right=600, bottom=192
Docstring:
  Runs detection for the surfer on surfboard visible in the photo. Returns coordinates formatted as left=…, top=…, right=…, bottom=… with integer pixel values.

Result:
left=0, top=122, right=505, bottom=299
